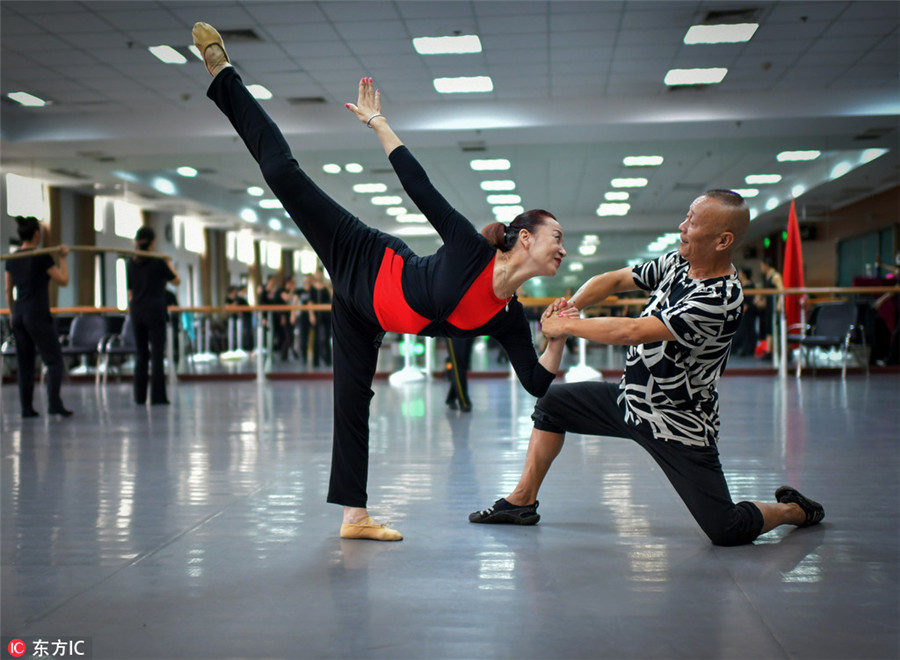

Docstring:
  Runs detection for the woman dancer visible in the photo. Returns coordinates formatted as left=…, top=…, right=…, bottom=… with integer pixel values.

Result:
left=193, top=22, right=569, bottom=541
left=4, top=216, right=72, bottom=417
left=127, top=226, right=180, bottom=405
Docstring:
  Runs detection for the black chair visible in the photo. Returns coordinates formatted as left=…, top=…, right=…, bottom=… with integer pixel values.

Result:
left=789, top=302, right=868, bottom=378
left=60, top=315, right=108, bottom=383
left=100, top=315, right=137, bottom=384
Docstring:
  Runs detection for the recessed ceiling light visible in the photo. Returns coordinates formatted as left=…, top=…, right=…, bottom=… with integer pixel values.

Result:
left=353, top=183, right=388, bottom=193
left=268, top=218, right=283, bottom=231
left=596, top=203, right=630, bottom=216
left=493, top=205, right=524, bottom=221
left=7, top=91, right=47, bottom=107
left=683, top=23, right=759, bottom=44
left=470, top=159, right=510, bottom=171
left=148, top=45, right=187, bottom=64
left=322, top=164, right=341, bottom=174
left=386, top=207, right=408, bottom=216
left=487, top=194, right=521, bottom=205
left=568, top=262, right=584, bottom=272
left=745, top=174, right=782, bottom=184
left=241, top=208, right=258, bottom=223
left=247, top=84, right=272, bottom=100
left=791, top=184, right=806, bottom=197
left=177, top=166, right=198, bottom=177
left=393, top=226, right=438, bottom=237
left=610, top=177, right=648, bottom=188
left=345, top=163, right=363, bottom=173
left=578, top=244, right=597, bottom=256
left=664, top=68, right=728, bottom=86
left=765, top=197, right=780, bottom=210
left=623, top=155, right=664, bottom=167
left=413, top=35, right=482, bottom=55
left=860, top=148, right=889, bottom=164
left=604, top=191, right=630, bottom=201
left=480, top=180, right=516, bottom=191
left=730, top=188, right=759, bottom=198
left=247, top=186, right=264, bottom=196
left=582, top=235, right=600, bottom=245
left=776, top=150, right=821, bottom=162
left=259, top=199, right=282, bottom=209
left=397, top=214, right=427, bottom=223
left=830, top=162, right=852, bottom=179
left=371, top=196, right=403, bottom=206
left=434, top=76, right=493, bottom=94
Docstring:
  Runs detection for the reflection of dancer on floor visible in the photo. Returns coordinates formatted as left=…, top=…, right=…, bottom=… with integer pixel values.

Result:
left=445, top=337, right=474, bottom=412
left=194, top=23, right=569, bottom=541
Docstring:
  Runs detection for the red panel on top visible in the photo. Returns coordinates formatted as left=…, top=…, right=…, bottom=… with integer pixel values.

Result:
left=446, top=257, right=508, bottom=330
left=373, top=247, right=430, bottom=333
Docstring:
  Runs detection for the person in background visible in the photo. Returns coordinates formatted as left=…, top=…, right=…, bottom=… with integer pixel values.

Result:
left=312, top=266, right=332, bottom=368
left=127, top=226, right=180, bottom=405
left=445, top=336, right=474, bottom=412
left=3, top=216, right=73, bottom=418
left=279, top=275, right=298, bottom=362
left=733, top=266, right=759, bottom=357
left=293, top=274, right=316, bottom=366
left=757, top=258, right=783, bottom=357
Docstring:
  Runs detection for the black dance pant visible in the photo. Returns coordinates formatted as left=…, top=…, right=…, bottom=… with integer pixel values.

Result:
left=11, top=312, right=65, bottom=413
left=209, top=67, right=405, bottom=507
left=531, top=381, right=765, bottom=546
left=132, top=312, right=168, bottom=404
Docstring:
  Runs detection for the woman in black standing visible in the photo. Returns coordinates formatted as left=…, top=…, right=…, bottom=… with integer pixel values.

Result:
left=3, top=216, right=73, bottom=417
left=127, top=226, right=180, bottom=405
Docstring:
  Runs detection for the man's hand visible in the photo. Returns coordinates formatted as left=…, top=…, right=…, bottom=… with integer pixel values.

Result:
left=541, top=299, right=568, bottom=338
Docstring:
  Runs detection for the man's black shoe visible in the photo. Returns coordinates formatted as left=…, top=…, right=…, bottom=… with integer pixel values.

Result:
left=775, top=486, right=824, bottom=527
left=469, top=498, right=540, bottom=525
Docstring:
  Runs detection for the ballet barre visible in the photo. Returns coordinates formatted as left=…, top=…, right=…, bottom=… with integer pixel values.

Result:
left=0, top=245, right=171, bottom=261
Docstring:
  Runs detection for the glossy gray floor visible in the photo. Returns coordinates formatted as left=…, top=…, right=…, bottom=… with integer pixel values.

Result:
left=2, top=374, right=898, bottom=660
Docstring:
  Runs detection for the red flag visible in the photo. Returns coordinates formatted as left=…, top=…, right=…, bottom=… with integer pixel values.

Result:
left=782, top=199, right=804, bottom=329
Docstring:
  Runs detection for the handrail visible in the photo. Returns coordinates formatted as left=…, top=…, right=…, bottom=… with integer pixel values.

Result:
left=1, top=287, right=897, bottom=316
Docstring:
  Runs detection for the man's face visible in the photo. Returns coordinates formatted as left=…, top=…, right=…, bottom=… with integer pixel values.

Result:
left=678, top=196, right=725, bottom=262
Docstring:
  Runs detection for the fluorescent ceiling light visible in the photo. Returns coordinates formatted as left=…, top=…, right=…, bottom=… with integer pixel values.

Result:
left=860, top=148, right=888, bottom=164
left=322, top=164, right=342, bottom=174
left=493, top=205, right=524, bottom=221
left=268, top=218, right=282, bottom=231
left=568, top=262, right=584, bottom=272
left=730, top=188, right=759, bottom=198
left=148, top=45, right=187, bottom=64
left=487, top=194, right=521, bottom=205
left=471, top=159, right=511, bottom=171
left=413, top=35, right=482, bottom=55
left=777, top=150, right=821, bottom=162
left=247, top=186, right=264, bottom=196
left=7, top=91, right=47, bottom=107
left=684, top=23, right=759, bottom=44
left=604, top=191, right=630, bottom=201
left=623, top=155, right=664, bottom=167
left=247, top=84, right=272, bottom=100
left=394, top=226, right=438, bottom=237
left=480, top=180, right=516, bottom=191
left=371, top=196, right=403, bottom=206
left=765, top=197, right=780, bottom=210
left=596, top=203, right=630, bottom=217
left=259, top=199, right=282, bottom=209
left=397, top=214, right=427, bottom=224
left=386, top=207, right=408, bottom=216
left=582, top=234, right=600, bottom=245
left=664, top=68, right=728, bottom=86
left=152, top=177, right=175, bottom=195
left=578, top=244, right=597, bottom=256
left=353, top=183, right=388, bottom=193
left=240, top=208, right=258, bottom=223
left=830, top=162, right=852, bottom=179
left=791, top=184, right=806, bottom=197
left=177, top=166, right=198, bottom=177
left=434, top=76, right=493, bottom=94
left=611, top=177, right=648, bottom=188
left=745, top=174, right=782, bottom=184
left=345, top=163, right=363, bottom=173
left=749, top=208, right=759, bottom=221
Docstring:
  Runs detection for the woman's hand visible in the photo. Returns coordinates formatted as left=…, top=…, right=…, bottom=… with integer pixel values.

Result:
left=540, top=302, right=566, bottom=338
left=345, top=77, right=383, bottom=127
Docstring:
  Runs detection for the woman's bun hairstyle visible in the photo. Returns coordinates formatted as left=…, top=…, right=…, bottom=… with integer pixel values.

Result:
left=135, top=226, right=155, bottom=251
left=14, top=216, right=40, bottom=242
left=481, top=209, right=556, bottom=252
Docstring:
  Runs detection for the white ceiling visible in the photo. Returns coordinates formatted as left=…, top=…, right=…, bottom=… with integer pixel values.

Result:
left=2, top=0, right=898, bottom=279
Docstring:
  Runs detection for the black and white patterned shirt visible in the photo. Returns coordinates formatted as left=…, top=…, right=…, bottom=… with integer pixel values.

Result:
left=618, top=251, right=743, bottom=447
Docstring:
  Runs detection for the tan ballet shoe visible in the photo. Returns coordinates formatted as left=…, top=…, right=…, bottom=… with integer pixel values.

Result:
left=192, top=22, right=230, bottom=76
left=339, top=516, right=403, bottom=542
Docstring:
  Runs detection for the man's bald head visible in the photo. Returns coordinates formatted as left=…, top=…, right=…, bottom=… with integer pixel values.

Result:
left=704, top=189, right=750, bottom=249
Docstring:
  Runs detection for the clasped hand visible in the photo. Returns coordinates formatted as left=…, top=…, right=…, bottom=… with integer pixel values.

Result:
left=541, top=298, right=578, bottom=338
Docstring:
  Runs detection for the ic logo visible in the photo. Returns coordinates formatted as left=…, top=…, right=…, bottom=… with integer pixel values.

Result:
left=7, top=639, right=26, bottom=658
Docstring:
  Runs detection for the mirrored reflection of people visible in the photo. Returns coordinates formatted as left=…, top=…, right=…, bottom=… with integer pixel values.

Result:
left=127, top=226, right=180, bottom=405
left=445, top=337, right=474, bottom=412
left=312, top=267, right=332, bottom=368
left=3, top=216, right=73, bottom=417
left=470, top=191, right=824, bottom=545
left=733, top=266, right=759, bottom=357
left=757, top=258, right=783, bottom=357
left=193, top=22, right=568, bottom=541
left=293, top=274, right=316, bottom=366
left=279, top=275, right=298, bottom=362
